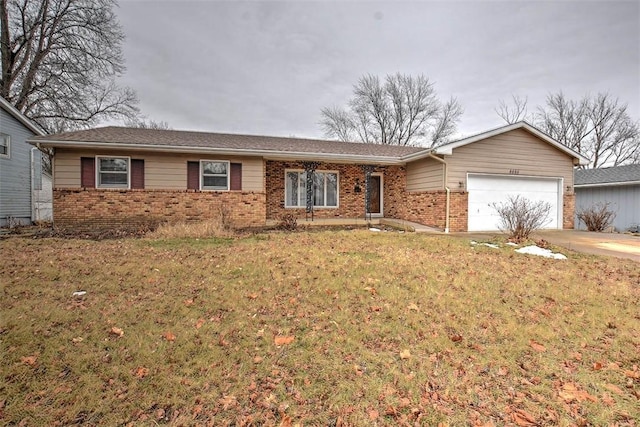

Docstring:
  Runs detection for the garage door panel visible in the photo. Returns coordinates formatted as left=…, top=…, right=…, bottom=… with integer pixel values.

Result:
left=467, top=175, right=561, bottom=231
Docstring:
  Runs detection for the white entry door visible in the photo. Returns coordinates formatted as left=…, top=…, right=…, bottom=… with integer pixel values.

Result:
left=467, top=174, right=562, bottom=232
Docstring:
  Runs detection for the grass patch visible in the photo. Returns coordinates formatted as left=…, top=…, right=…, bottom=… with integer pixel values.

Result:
left=1, top=230, right=639, bottom=425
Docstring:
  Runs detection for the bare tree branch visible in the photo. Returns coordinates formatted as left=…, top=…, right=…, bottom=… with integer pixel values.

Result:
left=1, top=0, right=139, bottom=135
left=320, top=73, right=462, bottom=147
left=495, top=95, right=529, bottom=124
left=534, top=91, right=639, bottom=168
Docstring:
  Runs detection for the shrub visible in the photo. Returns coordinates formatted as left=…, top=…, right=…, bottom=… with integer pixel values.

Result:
left=277, top=213, right=298, bottom=231
left=577, top=202, right=616, bottom=232
left=492, top=195, right=551, bottom=243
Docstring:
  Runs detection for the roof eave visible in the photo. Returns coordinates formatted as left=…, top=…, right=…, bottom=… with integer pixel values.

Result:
left=29, top=139, right=406, bottom=165
left=575, top=180, right=640, bottom=188
left=0, top=97, right=45, bottom=136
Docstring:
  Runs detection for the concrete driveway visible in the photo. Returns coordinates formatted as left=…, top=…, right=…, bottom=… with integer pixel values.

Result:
left=534, top=230, right=640, bottom=262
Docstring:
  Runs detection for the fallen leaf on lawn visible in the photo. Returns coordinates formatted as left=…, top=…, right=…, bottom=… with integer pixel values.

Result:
left=592, top=361, right=603, bottom=370
left=450, top=334, right=463, bottom=342
left=601, top=393, right=615, bottom=406
left=195, top=318, right=205, bottom=329
left=529, top=340, right=546, bottom=352
left=558, top=382, right=598, bottom=403
left=110, top=327, right=124, bottom=337
left=624, top=369, right=639, bottom=379
left=511, top=408, right=537, bottom=426
left=247, top=293, right=258, bottom=300
left=253, top=356, right=263, bottom=364
left=163, top=331, right=176, bottom=341
left=370, top=306, right=382, bottom=312
left=399, top=349, right=411, bottom=360
left=72, top=337, right=83, bottom=343
left=256, top=328, right=265, bottom=338
left=279, top=413, right=292, bottom=427
left=134, top=367, right=149, bottom=379
left=407, top=303, right=419, bottom=311
left=603, top=384, right=623, bottom=395
left=218, top=394, right=237, bottom=410
left=368, top=409, right=379, bottom=420
left=21, top=355, right=37, bottom=366
left=183, top=299, right=194, bottom=306
left=274, top=335, right=294, bottom=346
left=497, top=366, right=509, bottom=376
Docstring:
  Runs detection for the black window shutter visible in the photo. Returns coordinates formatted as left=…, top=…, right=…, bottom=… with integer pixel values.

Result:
left=187, top=161, right=200, bottom=189
left=81, top=157, right=95, bottom=188
left=230, top=163, right=242, bottom=190
left=131, top=159, right=145, bottom=189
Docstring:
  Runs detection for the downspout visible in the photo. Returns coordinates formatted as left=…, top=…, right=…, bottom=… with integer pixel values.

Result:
left=428, top=153, right=450, bottom=233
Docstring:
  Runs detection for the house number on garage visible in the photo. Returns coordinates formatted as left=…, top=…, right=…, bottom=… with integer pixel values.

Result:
left=509, top=169, right=520, bottom=175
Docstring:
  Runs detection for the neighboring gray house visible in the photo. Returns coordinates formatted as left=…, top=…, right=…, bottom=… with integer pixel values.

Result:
left=0, top=96, right=49, bottom=226
left=575, top=164, right=640, bottom=232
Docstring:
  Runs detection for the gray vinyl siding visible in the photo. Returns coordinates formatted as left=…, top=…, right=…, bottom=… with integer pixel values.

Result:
left=575, top=185, right=640, bottom=232
left=445, top=128, right=574, bottom=190
left=0, top=107, right=36, bottom=226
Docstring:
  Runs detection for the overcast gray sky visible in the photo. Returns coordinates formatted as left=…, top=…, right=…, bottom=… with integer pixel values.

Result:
left=116, top=0, right=640, bottom=141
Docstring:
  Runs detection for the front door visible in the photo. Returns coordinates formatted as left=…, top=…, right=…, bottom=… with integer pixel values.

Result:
left=367, top=175, right=382, bottom=216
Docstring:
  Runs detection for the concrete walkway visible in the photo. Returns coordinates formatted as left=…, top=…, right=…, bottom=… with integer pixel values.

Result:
left=265, top=217, right=444, bottom=233
left=534, top=230, right=640, bottom=262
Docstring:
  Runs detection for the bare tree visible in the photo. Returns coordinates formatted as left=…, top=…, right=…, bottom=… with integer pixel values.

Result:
left=320, top=73, right=463, bottom=147
left=495, top=95, right=529, bottom=124
left=125, top=117, right=171, bottom=130
left=535, top=92, right=639, bottom=168
left=0, top=0, right=138, bottom=134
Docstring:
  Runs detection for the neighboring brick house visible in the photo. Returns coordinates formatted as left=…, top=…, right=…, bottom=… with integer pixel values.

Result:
left=29, top=121, right=588, bottom=232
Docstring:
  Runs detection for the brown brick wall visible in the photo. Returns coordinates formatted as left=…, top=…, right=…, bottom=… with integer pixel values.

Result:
left=563, top=193, right=575, bottom=229
left=264, top=161, right=468, bottom=230
left=265, top=161, right=408, bottom=220
left=399, top=191, right=468, bottom=232
left=53, top=188, right=266, bottom=230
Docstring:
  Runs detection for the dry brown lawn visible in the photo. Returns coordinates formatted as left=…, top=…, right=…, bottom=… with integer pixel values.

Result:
left=1, top=229, right=639, bottom=426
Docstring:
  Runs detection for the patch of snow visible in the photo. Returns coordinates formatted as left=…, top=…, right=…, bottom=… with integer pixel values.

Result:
left=470, top=241, right=478, bottom=245
left=515, top=245, right=567, bottom=260
left=483, top=243, right=500, bottom=249
left=72, top=291, right=87, bottom=297
left=369, top=228, right=381, bottom=232
left=505, top=242, right=518, bottom=246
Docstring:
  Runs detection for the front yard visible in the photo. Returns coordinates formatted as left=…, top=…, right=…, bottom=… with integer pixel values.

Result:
left=1, top=230, right=639, bottom=425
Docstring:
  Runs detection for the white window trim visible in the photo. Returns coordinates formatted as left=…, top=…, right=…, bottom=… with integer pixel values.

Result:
left=200, top=160, right=230, bottom=191
left=0, top=133, right=10, bottom=159
left=96, top=156, right=130, bottom=189
left=284, top=169, right=340, bottom=209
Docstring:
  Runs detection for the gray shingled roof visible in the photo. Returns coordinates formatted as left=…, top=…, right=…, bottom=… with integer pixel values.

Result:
left=31, top=126, right=425, bottom=158
left=575, top=164, right=640, bottom=186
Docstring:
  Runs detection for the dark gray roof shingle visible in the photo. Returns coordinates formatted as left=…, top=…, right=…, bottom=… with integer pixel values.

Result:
left=32, top=126, right=425, bottom=158
left=575, top=164, right=640, bottom=185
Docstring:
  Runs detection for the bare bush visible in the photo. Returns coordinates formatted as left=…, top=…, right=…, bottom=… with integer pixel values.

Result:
left=277, top=213, right=298, bottom=231
left=577, top=203, right=616, bottom=232
left=492, top=196, right=551, bottom=242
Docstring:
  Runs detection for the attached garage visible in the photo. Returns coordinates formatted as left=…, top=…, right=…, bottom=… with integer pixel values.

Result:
left=467, top=174, right=563, bottom=232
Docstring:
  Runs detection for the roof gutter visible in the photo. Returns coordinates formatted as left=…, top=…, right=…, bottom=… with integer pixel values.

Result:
left=28, top=139, right=406, bottom=165
left=428, top=153, right=450, bottom=233
left=575, top=181, right=640, bottom=188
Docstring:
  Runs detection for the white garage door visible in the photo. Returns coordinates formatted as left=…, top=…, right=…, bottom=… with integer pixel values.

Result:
left=467, top=174, right=562, bottom=232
